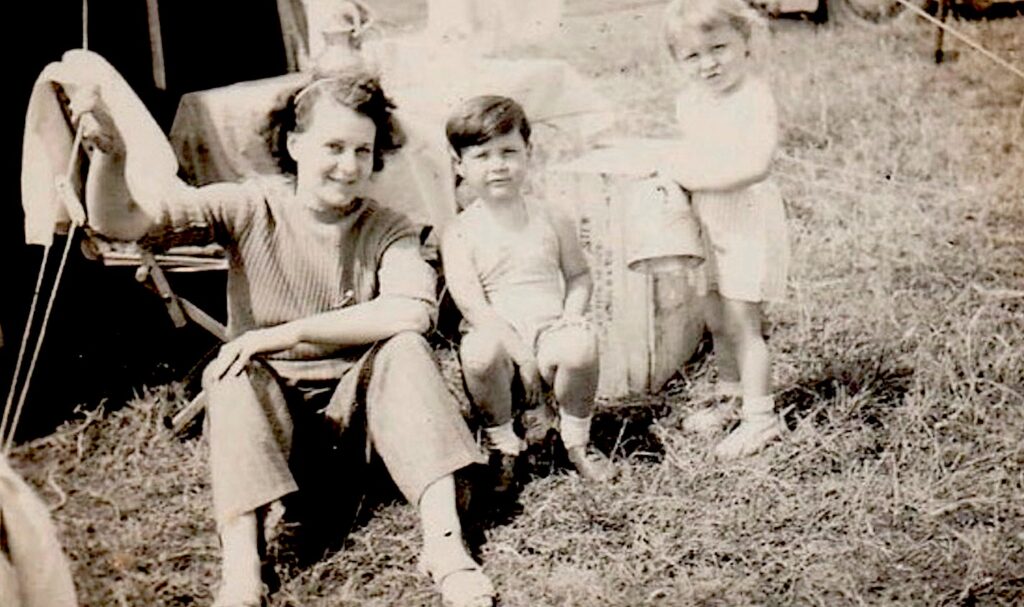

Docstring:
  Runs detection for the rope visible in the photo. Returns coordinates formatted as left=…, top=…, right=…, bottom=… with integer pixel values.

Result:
left=2, top=228, right=79, bottom=456
left=1, top=118, right=89, bottom=453
left=0, top=246, right=53, bottom=447
left=894, top=0, right=1024, bottom=82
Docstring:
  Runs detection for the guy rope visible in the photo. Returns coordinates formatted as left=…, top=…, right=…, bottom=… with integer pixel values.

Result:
left=1, top=0, right=92, bottom=454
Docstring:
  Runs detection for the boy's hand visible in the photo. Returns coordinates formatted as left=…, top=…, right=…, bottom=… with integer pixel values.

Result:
left=487, top=323, right=544, bottom=405
left=518, top=357, right=544, bottom=407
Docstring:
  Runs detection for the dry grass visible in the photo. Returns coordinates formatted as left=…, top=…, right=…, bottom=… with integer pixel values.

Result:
left=10, top=2, right=1024, bottom=606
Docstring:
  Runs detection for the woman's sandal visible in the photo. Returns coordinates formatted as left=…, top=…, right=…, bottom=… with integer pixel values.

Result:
left=418, top=547, right=496, bottom=607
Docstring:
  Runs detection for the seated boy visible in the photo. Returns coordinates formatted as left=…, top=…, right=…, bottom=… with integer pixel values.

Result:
left=440, top=95, right=616, bottom=492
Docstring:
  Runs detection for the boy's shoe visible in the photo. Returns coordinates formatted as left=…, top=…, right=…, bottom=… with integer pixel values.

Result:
left=681, top=398, right=740, bottom=437
left=713, top=412, right=781, bottom=460
left=566, top=446, right=617, bottom=483
left=489, top=450, right=521, bottom=496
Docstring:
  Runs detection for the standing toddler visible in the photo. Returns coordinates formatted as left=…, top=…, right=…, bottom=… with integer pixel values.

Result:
left=663, top=0, right=790, bottom=458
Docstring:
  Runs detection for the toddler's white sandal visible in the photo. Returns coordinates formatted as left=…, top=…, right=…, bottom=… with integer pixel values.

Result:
left=713, top=412, right=781, bottom=460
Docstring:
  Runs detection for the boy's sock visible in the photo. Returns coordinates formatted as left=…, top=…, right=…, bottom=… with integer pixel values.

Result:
left=485, top=421, right=522, bottom=455
left=560, top=409, right=616, bottom=482
left=558, top=410, right=592, bottom=451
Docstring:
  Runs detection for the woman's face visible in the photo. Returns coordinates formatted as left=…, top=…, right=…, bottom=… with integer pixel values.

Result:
left=288, top=97, right=376, bottom=211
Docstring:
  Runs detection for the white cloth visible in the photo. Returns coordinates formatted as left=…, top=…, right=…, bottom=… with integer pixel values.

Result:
left=20, top=49, right=179, bottom=246
left=0, top=456, right=77, bottom=607
left=425, top=0, right=563, bottom=48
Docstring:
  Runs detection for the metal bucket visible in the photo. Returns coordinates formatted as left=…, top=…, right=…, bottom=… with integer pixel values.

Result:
left=625, top=178, right=704, bottom=274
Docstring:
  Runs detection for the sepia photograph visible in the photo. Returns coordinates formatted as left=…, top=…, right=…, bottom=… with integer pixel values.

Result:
left=2, top=1, right=1022, bottom=605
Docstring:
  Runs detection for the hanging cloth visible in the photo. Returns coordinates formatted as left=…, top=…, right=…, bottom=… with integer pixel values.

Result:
left=20, top=49, right=179, bottom=247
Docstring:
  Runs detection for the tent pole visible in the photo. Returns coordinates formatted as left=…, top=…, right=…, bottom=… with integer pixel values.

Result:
left=146, top=0, right=167, bottom=90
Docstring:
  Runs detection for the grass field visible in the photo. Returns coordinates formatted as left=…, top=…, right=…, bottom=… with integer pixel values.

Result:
left=10, top=2, right=1024, bottom=605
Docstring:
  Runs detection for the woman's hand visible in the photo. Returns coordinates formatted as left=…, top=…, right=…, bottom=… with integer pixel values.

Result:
left=207, top=325, right=300, bottom=380
left=66, top=83, right=124, bottom=158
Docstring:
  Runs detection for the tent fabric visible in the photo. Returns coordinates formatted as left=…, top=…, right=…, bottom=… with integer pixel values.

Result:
left=0, top=455, right=78, bottom=607
left=169, top=47, right=615, bottom=230
left=276, top=0, right=309, bottom=72
left=20, top=50, right=179, bottom=247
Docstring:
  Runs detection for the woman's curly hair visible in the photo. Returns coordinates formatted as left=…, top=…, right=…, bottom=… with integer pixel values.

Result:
left=268, top=67, right=404, bottom=174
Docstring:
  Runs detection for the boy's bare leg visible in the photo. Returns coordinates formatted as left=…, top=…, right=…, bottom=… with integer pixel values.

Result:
left=538, top=326, right=614, bottom=482
left=460, top=329, right=521, bottom=496
left=461, top=330, right=516, bottom=427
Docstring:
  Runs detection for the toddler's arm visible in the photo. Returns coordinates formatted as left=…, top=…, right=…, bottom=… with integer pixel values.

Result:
left=667, top=79, right=778, bottom=192
left=440, top=222, right=535, bottom=365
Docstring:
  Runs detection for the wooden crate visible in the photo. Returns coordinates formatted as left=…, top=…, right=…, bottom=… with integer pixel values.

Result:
left=542, top=140, right=705, bottom=398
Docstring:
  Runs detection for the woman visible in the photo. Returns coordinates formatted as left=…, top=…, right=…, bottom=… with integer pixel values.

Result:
left=74, top=55, right=494, bottom=607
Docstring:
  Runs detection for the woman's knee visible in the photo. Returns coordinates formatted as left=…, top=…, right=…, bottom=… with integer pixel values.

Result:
left=459, top=331, right=511, bottom=379
left=202, top=364, right=254, bottom=399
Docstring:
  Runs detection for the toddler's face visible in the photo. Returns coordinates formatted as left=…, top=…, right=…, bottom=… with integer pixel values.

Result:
left=672, top=23, right=748, bottom=95
left=288, top=98, right=376, bottom=211
left=454, top=131, right=530, bottom=203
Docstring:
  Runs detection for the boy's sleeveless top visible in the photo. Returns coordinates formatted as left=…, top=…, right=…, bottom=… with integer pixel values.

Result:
left=458, top=198, right=565, bottom=343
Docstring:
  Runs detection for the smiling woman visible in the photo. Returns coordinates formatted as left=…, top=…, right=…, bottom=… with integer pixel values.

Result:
left=71, top=58, right=496, bottom=607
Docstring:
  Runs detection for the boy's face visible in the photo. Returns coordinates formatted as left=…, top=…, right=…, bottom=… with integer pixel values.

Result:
left=454, top=130, right=530, bottom=203
left=672, top=23, right=748, bottom=96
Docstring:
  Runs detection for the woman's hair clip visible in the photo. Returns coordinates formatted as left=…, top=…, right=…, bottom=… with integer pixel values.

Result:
left=293, top=77, right=333, bottom=107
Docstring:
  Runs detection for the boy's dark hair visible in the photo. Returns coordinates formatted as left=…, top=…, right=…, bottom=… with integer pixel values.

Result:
left=445, top=95, right=532, bottom=156
left=269, top=67, right=404, bottom=174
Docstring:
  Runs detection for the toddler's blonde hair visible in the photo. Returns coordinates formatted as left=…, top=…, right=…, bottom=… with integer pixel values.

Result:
left=663, top=0, right=766, bottom=61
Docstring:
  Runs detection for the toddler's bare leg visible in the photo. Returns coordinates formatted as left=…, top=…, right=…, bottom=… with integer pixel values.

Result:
left=714, top=298, right=780, bottom=459
left=720, top=299, right=769, bottom=398
left=682, top=291, right=742, bottom=435
left=702, top=291, right=740, bottom=385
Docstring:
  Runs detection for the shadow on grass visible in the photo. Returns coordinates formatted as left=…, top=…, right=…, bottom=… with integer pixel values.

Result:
left=456, top=399, right=673, bottom=555
left=777, top=354, right=913, bottom=432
